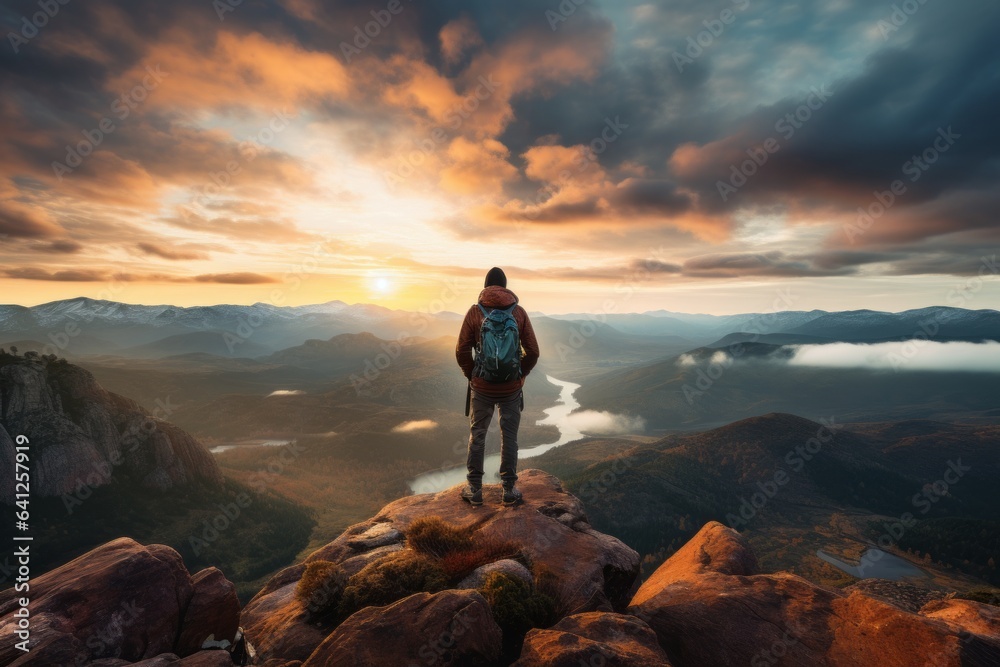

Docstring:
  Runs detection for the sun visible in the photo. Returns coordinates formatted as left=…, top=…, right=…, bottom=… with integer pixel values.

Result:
left=367, top=271, right=396, bottom=297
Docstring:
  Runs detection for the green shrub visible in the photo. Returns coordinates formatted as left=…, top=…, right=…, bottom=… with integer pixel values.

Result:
left=479, top=571, right=557, bottom=641
left=407, top=516, right=473, bottom=558
left=339, top=550, right=449, bottom=615
left=296, top=561, right=347, bottom=619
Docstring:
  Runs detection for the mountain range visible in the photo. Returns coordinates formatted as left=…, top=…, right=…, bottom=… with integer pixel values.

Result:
left=4, top=298, right=998, bottom=362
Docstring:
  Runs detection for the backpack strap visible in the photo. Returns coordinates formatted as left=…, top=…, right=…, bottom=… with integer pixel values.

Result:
left=478, top=303, right=515, bottom=316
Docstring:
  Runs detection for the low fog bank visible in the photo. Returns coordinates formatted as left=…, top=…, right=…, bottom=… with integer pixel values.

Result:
left=787, top=340, right=1000, bottom=371
left=676, top=340, right=1000, bottom=372
left=566, top=409, right=646, bottom=435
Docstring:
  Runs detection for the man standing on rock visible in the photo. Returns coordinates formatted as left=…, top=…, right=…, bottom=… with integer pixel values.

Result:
left=456, top=267, right=540, bottom=507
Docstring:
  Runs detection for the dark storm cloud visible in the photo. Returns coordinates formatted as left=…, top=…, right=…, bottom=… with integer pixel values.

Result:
left=494, top=1, right=1000, bottom=262
left=610, top=179, right=694, bottom=216
left=662, top=2, right=1000, bottom=227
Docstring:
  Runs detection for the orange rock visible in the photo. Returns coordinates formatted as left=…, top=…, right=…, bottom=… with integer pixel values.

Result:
left=514, top=612, right=673, bottom=666
left=920, top=598, right=1000, bottom=637
left=240, top=564, right=325, bottom=663
left=0, top=538, right=239, bottom=666
left=176, top=568, right=241, bottom=655
left=629, top=522, right=1000, bottom=666
left=244, top=469, right=640, bottom=663
left=301, top=590, right=500, bottom=667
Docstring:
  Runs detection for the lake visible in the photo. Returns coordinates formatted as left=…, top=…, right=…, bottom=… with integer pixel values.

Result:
left=816, top=547, right=927, bottom=580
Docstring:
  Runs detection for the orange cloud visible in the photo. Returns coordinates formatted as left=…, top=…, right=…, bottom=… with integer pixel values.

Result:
left=2, top=267, right=278, bottom=284
left=193, top=272, right=277, bottom=284
left=4, top=267, right=107, bottom=282
left=439, top=17, right=483, bottom=64
left=524, top=144, right=606, bottom=185
left=110, top=31, right=351, bottom=113
left=439, top=138, right=518, bottom=195
left=381, top=57, right=466, bottom=124
left=0, top=200, right=64, bottom=239
left=166, top=208, right=317, bottom=243
left=136, top=242, right=210, bottom=261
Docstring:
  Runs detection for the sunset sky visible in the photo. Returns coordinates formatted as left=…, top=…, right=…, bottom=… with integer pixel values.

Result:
left=1, top=0, right=998, bottom=314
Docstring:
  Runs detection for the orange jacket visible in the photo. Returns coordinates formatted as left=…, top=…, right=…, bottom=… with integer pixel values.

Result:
left=456, top=286, right=540, bottom=398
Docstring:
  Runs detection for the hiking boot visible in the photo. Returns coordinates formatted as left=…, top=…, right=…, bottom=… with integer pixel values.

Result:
left=502, top=483, right=523, bottom=506
left=460, top=485, right=483, bottom=506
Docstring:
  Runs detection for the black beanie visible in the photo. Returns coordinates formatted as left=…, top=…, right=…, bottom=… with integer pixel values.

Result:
left=484, top=267, right=507, bottom=288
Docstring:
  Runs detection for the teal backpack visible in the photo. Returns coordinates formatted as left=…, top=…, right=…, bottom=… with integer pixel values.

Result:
left=474, top=304, right=521, bottom=382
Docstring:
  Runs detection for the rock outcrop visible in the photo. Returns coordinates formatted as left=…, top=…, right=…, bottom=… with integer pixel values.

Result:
left=514, top=612, right=672, bottom=666
left=3, top=472, right=998, bottom=667
left=0, top=354, right=221, bottom=503
left=0, top=538, right=240, bottom=666
left=919, top=598, right=1000, bottom=638
left=629, top=521, right=1000, bottom=666
left=302, top=590, right=502, bottom=667
left=844, top=578, right=948, bottom=612
left=243, top=469, right=641, bottom=662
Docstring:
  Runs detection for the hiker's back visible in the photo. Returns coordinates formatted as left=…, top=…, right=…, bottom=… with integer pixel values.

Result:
left=474, top=303, right=520, bottom=383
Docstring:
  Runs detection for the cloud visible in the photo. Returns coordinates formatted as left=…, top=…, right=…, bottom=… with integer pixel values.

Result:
left=565, top=410, right=646, bottom=435
left=107, top=30, right=350, bottom=113
left=709, top=350, right=730, bottom=365
left=2, top=0, right=1000, bottom=302
left=439, top=16, right=484, bottom=65
left=2, top=267, right=277, bottom=284
left=0, top=201, right=63, bottom=239
left=33, top=240, right=84, bottom=254
left=268, top=389, right=304, bottom=396
left=193, top=272, right=277, bottom=284
left=137, top=242, right=210, bottom=261
left=787, top=341, right=1000, bottom=372
left=165, top=209, right=316, bottom=242
left=4, top=267, right=107, bottom=282
left=391, top=419, right=439, bottom=433
left=439, top=137, right=518, bottom=195
left=683, top=251, right=854, bottom=278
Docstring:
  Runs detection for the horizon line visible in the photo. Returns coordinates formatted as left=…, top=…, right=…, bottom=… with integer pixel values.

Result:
left=1, top=295, right=997, bottom=318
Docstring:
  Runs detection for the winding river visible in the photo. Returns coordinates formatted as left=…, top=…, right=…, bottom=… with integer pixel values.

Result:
left=408, top=375, right=584, bottom=494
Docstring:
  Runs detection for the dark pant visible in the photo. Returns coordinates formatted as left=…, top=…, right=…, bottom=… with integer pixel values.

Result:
left=467, top=389, right=522, bottom=487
